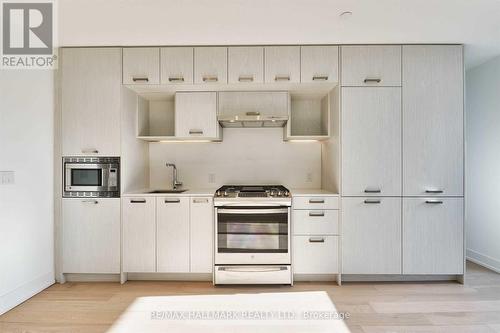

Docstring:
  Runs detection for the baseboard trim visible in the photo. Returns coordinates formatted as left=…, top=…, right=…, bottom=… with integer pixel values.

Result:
left=127, top=273, right=212, bottom=281
left=0, top=272, right=54, bottom=315
left=467, top=249, right=500, bottom=273
left=342, top=274, right=461, bottom=282
left=64, top=273, right=121, bottom=282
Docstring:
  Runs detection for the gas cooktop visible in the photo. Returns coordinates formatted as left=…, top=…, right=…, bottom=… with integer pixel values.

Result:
left=215, top=185, right=290, bottom=198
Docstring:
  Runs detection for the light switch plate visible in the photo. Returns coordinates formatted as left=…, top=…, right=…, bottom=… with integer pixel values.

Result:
left=306, top=172, right=313, bottom=183
left=0, top=171, right=15, bottom=185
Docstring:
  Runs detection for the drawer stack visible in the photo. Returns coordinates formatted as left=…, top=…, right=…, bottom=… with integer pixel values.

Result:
left=292, top=195, right=340, bottom=276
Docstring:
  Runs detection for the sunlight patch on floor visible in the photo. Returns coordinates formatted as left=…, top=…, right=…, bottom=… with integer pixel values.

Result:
left=107, top=291, right=351, bottom=332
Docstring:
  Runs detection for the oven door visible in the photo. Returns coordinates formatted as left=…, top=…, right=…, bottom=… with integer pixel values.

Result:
left=65, top=163, right=114, bottom=192
left=215, top=206, right=291, bottom=265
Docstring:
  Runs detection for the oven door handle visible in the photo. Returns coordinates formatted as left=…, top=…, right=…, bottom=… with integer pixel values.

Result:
left=218, top=266, right=288, bottom=273
left=217, top=208, right=288, bottom=214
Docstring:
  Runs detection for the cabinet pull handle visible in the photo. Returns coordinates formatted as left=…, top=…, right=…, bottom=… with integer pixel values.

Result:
left=82, top=200, right=98, bottom=204
left=364, top=199, right=381, bottom=204
left=132, top=77, right=149, bottom=82
left=81, top=149, right=99, bottom=154
left=275, top=75, right=290, bottom=81
left=202, top=75, right=218, bottom=82
left=193, top=198, right=209, bottom=203
left=312, top=75, right=329, bottom=81
left=425, top=189, right=444, bottom=194
left=246, top=111, right=260, bottom=116
left=309, top=237, right=325, bottom=243
left=364, top=77, right=381, bottom=83
left=238, top=75, right=254, bottom=82
left=130, top=199, right=146, bottom=203
left=309, top=211, right=325, bottom=217
left=165, top=199, right=181, bottom=203
left=425, top=200, right=443, bottom=204
left=189, top=129, right=204, bottom=135
left=309, top=199, right=325, bottom=204
left=168, top=76, right=185, bottom=82
left=364, top=188, right=381, bottom=193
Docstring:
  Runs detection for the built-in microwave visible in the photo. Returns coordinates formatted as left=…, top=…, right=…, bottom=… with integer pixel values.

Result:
left=63, top=157, right=120, bottom=198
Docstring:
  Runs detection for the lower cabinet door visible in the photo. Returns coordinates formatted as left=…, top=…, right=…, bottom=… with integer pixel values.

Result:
left=293, top=236, right=339, bottom=274
left=190, top=197, right=214, bottom=273
left=62, top=198, right=120, bottom=273
left=342, top=197, right=401, bottom=274
left=403, top=198, right=464, bottom=274
left=156, top=197, right=190, bottom=272
left=122, top=197, right=156, bottom=272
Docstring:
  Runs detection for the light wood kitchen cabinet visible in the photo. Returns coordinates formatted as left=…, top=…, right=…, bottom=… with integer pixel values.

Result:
left=156, top=197, right=190, bottom=273
left=194, top=47, right=227, bottom=84
left=293, top=236, right=339, bottom=274
left=160, top=47, right=194, bottom=84
left=264, top=46, right=300, bottom=83
left=342, top=87, right=402, bottom=196
left=62, top=198, right=120, bottom=274
left=122, top=197, right=156, bottom=272
left=403, top=198, right=464, bottom=274
left=61, top=48, right=121, bottom=156
left=122, top=47, right=160, bottom=84
left=403, top=45, right=464, bottom=196
left=342, top=197, right=401, bottom=274
left=228, top=47, right=264, bottom=84
left=301, top=46, right=339, bottom=83
left=175, top=92, right=219, bottom=139
left=190, top=197, right=214, bottom=273
left=293, top=210, right=339, bottom=235
left=341, top=45, right=401, bottom=86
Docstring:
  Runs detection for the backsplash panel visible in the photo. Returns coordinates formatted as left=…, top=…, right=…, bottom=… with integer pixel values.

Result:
left=149, top=128, right=321, bottom=189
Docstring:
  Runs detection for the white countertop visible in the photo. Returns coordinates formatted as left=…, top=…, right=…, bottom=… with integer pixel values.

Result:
left=122, top=188, right=217, bottom=197
left=290, top=189, right=339, bottom=196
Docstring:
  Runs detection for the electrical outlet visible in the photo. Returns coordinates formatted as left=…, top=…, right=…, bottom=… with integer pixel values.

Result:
left=306, top=172, right=313, bottom=183
left=0, top=171, right=15, bottom=185
left=208, top=173, right=216, bottom=184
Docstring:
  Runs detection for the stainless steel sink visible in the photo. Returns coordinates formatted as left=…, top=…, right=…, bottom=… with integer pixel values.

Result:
left=147, top=189, right=188, bottom=194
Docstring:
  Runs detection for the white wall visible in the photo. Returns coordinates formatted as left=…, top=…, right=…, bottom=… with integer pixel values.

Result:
left=466, top=55, right=500, bottom=272
left=0, top=71, right=55, bottom=315
left=149, top=128, right=321, bottom=189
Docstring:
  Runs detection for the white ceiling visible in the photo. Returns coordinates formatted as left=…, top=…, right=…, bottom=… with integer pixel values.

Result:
left=59, top=0, right=500, bottom=69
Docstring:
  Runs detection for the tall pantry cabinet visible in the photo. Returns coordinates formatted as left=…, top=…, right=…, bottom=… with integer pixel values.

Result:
left=341, top=45, right=464, bottom=277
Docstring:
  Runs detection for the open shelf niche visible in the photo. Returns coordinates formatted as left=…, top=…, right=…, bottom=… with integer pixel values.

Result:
left=136, top=92, right=175, bottom=141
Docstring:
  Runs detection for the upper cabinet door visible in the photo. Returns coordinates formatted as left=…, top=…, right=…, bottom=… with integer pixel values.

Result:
left=264, top=46, right=300, bottom=83
left=228, top=47, right=264, bottom=84
left=175, top=92, right=218, bottom=139
left=160, top=47, right=193, bottom=84
left=301, top=46, right=339, bottom=83
left=341, top=45, right=401, bottom=86
left=122, top=47, right=160, bottom=84
left=342, top=87, right=402, bottom=196
left=61, top=48, right=121, bottom=156
left=194, top=47, right=227, bottom=84
left=403, top=45, right=464, bottom=196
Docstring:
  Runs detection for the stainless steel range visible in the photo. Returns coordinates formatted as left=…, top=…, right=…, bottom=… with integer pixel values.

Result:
left=213, top=185, right=292, bottom=285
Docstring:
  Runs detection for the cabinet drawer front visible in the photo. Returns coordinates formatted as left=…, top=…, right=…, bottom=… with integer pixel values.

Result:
left=264, top=46, right=300, bottom=83
left=403, top=198, right=464, bottom=275
left=123, top=47, right=160, bottom=85
left=301, top=46, right=339, bottom=83
left=342, top=197, right=401, bottom=274
left=292, top=196, right=339, bottom=210
left=160, top=47, right=193, bottom=84
left=341, top=45, right=401, bottom=86
left=194, top=47, right=228, bottom=84
left=228, top=47, right=264, bottom=84
left=341, top=87, right=402, bottom=196
left=293, top=236, right=339, bottom=274
left=215, top=266, right=292, bottom=285
left=293, top=210, right=339, bottom=235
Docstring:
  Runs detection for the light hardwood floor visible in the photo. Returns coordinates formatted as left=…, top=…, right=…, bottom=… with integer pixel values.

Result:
left=1, top=262, right=500, bottom=333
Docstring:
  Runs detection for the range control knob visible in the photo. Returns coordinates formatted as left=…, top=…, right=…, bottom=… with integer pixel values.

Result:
left=277, top=190, right=283, bottom=197
left=216, top=190, right=221, bottom=197
left=270, top=189, right=277, bottom=196
left=224, top=190, right=229, bottom=197
left=284, top=191, right=290, bottom=197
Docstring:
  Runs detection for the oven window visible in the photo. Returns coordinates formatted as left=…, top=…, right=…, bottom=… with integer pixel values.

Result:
left=217, top=208, right=288, bottom=253
left=71, top=169, right=102, bottom=186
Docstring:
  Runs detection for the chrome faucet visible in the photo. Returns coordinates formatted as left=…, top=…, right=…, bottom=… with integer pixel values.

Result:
left=166, top=163, right=183, bottom=189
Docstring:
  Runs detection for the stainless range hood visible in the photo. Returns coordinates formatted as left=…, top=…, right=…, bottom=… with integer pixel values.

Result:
left=218, top=112, right=288, bottom=128
left=218, top=91, right=289, bottom=128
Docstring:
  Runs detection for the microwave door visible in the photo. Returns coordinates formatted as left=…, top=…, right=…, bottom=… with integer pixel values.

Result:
left=65, top=163, right=106, bottom=192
